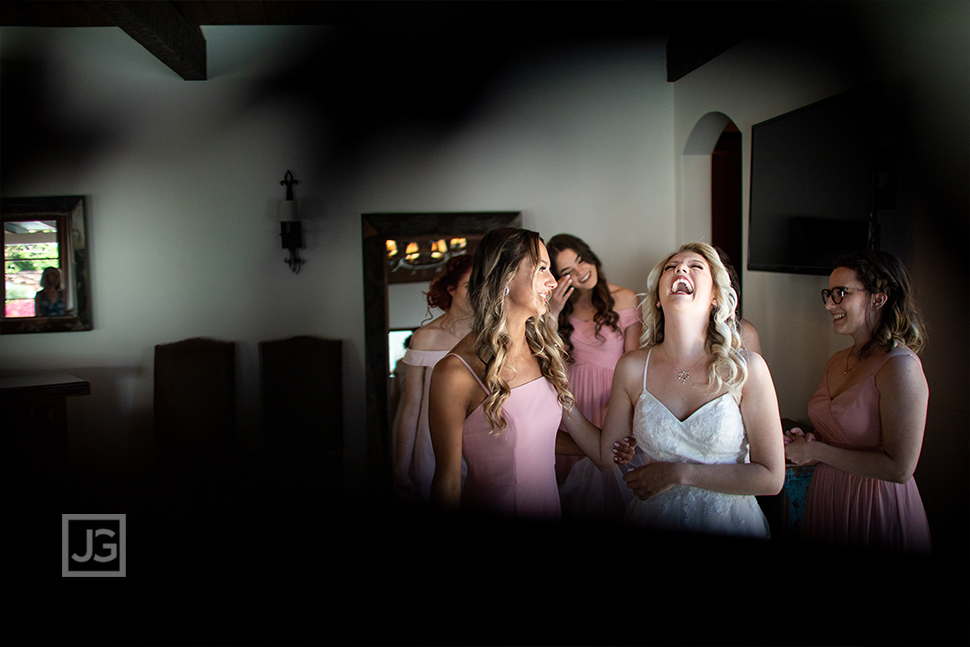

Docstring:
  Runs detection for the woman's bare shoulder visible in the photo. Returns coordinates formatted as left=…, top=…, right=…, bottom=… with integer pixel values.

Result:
left=430, top=337, right=487, bottom=404
left=615, top=347, right=649, bottom=379
left=874, top=346, right=927, bottom=391
left=610, top=284, right=639, bottom=310
left=431, top=335, right=478, bottom=372
left=409, top=317, right=457, bottom=350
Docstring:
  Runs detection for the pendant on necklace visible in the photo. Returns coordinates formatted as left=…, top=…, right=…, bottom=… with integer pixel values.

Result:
left=677, top=370, right=690, bottom=384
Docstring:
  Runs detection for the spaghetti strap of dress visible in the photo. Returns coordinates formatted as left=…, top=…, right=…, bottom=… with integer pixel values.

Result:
left=453, top=354, right=563, bottom=521
left=446, top=353, right=488, bottom=393
left=642, top=346, right=653, bottom=391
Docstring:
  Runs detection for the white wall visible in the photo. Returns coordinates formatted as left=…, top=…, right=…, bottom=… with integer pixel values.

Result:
left=672, top=0, right=969, bottom=556
left=4, top=5, right=964, bottom=560
left=0, top=27, right=675, bottom=499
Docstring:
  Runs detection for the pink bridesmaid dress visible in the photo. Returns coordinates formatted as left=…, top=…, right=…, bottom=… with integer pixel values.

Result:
left=804, top=345, right=932, bottom=553
left=448, top=354, right=563, bottom=521
left=558, top=307, right=642, bottom=523
left=401, top=347, right=466, bottom=501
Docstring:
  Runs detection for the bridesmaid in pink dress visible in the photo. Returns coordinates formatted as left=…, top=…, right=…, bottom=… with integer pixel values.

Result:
left=545, top=234, right=641, bottom=522
left=785, top=250, right=932, bottom=553
left=392, top=255, right=473, bottom=503
left=428, top=228, right=632, bottom=521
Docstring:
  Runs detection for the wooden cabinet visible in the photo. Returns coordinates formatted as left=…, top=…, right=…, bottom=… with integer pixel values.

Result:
left=2, top=373, right=90, bottom=473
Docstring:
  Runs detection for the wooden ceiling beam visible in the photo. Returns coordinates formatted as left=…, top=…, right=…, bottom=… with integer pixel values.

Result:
left=89, top=1, right=206, bottom=80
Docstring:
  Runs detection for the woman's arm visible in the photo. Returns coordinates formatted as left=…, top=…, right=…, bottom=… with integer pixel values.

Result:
left=624, top=352, right=786, bottom=499
left=623, top=324, right=641, bottom=352
left=786, top=353, right=928, bottom=483
left=392, top=363, right=426, bottom=492
left=428, top=355, right=476, bottom=512
left=560, top=352, right=642, bottom=471
left=555, top=430, right=586, bottom=455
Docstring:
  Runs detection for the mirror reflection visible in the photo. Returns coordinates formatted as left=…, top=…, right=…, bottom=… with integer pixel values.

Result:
left=385, top=236, right=470, bottom=285
left=1, top=196, right=92, bottom=334
left=4, top=217, right=73, bottom=317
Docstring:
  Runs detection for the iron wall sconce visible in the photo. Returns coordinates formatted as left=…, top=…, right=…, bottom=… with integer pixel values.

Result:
left=278, top=170, right=304, bottom=274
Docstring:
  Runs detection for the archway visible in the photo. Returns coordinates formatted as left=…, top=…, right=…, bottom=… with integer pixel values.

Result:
left=682, top=112, right=744, bottom=312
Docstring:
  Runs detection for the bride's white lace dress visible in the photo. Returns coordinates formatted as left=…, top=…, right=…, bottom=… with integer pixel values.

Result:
left=625, top=347, right=770, bottom=538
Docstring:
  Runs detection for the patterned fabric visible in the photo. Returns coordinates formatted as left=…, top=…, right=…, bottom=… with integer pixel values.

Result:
left=37, top=290, right=65, bottom=316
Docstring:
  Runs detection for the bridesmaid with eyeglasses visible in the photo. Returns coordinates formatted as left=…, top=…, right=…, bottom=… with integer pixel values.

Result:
left=785, top=250, right=932, bottom=553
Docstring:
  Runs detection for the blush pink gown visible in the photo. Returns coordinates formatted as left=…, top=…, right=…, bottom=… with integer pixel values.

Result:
left=401, top=348, right=466, bottom=501
left=804, top=346, right=932, bottom=553
left=558, top=307, right=643, bottom=523
left=449, top=354, right=563, bottom=521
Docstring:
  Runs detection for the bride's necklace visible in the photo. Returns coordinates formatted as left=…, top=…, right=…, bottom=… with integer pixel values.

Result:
left=663, top=345, right=707, bottom=385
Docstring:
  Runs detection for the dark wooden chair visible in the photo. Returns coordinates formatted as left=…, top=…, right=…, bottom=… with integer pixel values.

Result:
left=153, top=337, right=237, bottom=473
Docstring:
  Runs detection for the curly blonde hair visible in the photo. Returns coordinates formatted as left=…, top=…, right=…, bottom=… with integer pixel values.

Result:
left=468, top=227, right=573, bottom=432
left=635, top=242, right=748, bottom=401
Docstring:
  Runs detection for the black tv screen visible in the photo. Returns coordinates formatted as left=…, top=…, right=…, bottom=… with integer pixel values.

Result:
left=748, top=83, right=879, bottom=275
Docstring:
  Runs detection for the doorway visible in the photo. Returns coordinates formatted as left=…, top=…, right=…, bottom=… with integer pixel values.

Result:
left=711, top=121, right=743, bottom=314
left=682, top=112, right=744, bottom=313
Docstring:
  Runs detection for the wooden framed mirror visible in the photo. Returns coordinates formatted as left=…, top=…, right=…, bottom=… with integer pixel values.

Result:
left=2, top=196, right=92, bottom=334
left=362, top=211, right=522, bottom=499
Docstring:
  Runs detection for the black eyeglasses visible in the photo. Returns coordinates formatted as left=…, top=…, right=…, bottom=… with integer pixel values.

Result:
left=821, top=287, right=866, bottom=305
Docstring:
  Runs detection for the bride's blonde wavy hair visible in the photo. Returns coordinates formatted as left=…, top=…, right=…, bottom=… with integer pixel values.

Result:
left=634, top=242, right=748, bottom=401
left=469, top=227, right=573, bottom=432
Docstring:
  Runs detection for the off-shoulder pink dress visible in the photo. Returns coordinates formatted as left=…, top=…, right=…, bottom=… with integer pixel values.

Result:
left=804, top=346, right=932, bottom=553
left=449, top=354, right=563, bottom=521
left=558, top=307, right=643, bottom=523
left=400, top=348, right=467, bottom=501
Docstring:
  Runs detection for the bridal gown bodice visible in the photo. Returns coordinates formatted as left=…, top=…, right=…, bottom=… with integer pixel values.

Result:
left=626, top=347, right=770, bottom=538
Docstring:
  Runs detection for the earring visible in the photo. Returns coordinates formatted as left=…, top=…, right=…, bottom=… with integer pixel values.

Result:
left=505, top=286, right=510, bottom=296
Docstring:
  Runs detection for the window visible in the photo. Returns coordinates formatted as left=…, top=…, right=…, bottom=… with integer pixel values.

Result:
left=3, top=215, right=70, bottom=318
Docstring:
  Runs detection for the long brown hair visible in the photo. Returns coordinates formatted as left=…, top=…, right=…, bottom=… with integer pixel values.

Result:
left=546, top=233, right=620, bottom=363
left=468, top=227, right=573, bottom=432
left=834, top=250, right=927, bottom=358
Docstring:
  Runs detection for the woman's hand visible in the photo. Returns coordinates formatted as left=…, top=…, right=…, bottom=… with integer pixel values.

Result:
left=784, top=429, right=818, bottom=466
left=547, top=275, right=573, bottom=318
left=622, top=461, right=682, bottom=500
left=782, top=426, right=815, bottom=445
left=613, top=437, right=637, bottom=465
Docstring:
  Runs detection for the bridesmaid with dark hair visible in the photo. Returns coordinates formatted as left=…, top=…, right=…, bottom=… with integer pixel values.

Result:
left=428, top=228, right=635, bottom=521
left=785, top=250, right=932, bottom=553
left=545, top=233, right=641, bottom=523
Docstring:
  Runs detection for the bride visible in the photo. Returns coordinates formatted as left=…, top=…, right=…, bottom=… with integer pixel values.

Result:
left=562, top=242, right=785, bottom=537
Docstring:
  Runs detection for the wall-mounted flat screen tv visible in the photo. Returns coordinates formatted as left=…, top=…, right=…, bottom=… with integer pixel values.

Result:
left=748, top=83, right=879, bottom=275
